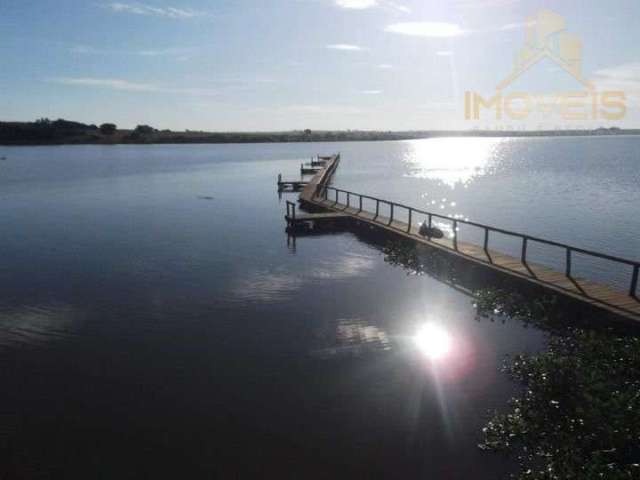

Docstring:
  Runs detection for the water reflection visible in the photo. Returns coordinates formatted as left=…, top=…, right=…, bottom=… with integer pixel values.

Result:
left=414, top=323, right=452, bottom=360
left=309, top=253, right=375, bottom=280
left=402, top=137, right=506, bottom=187
left=232, top=252, right=376, bottom=303
left=0, top=304, right=78, bottom=348
left=312, top=318, right=391, bottom=358
left=231, top=271, right=304, bottom=303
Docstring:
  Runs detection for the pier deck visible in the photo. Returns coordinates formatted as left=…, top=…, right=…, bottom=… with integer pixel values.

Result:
left=285, top=153, right=640, bottom=323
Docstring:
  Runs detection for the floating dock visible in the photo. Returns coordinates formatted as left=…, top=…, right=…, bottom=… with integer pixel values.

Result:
left=283, top=153, right=640, bottom=323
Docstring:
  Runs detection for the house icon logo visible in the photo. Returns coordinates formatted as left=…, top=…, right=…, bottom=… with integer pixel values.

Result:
left=497, top=9, right=592, bottom=91
left=464, top=9, right=625, bottom=122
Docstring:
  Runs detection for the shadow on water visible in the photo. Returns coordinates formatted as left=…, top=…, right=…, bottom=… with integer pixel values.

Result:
left=286, top=218, right=640, bottom=335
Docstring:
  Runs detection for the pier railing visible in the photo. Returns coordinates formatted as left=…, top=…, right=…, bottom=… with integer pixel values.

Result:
left=317, top=185, right=640, bottom=298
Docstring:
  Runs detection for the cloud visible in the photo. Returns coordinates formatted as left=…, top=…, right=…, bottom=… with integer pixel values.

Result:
left=136, top=47, right=196, bottom=57
left=377, top=63, right=393, bottom=69
left=70, top=45, right=196, bottom=58
left=385, top=22, right=465, bottom=37
left=436, top=51, right=453, bottom=56
left=104, top=2, right=204, bottom=19
left=361, top=90, right=382, bottom=94
left=70, top=45, right=103, bottom=54
left=326, top=44, right=365, bottom=51
left=333, top=0, right=410, bottom=13
left=496, top=20, right=533, bottom=31
left=284, top=104, right=363, bottom=114
left=385, top=20, right=525, bottom=38
left=592, top=63, right=640, bottom=105
left=593, top=62, right=640, bottom=85
left=334, top=0, right=377, bottom=8
left=49, top=77, right=220, bottom=96
left=453, top=0, right=520, bottom=9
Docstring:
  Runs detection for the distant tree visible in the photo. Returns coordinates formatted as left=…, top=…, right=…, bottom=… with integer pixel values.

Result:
left=35, top=118, right=51, bottom=126
left=100, top=123, right=117, bottom=135
left=51, top=119, right=91, bottom=131
left=134, top=125, right=155, bottom=135
left=304, top=129, right=312, bottom=135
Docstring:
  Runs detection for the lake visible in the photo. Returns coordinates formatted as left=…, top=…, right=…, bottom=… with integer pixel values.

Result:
left=0, top=137, right=638, bottom=478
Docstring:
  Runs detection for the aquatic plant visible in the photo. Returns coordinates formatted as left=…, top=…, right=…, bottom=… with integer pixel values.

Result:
left=476, top=290, right=640, bottom=479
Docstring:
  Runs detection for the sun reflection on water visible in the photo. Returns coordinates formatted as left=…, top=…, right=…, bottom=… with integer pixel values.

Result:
left=402, top=137, right=506, bottom=187
left=414, top=323, right=452, bottom=361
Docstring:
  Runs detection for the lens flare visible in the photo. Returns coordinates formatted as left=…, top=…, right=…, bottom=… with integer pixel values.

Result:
left=414, top=323, right=452, bottom=360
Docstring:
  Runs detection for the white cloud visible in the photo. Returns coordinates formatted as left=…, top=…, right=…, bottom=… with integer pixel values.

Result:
left=497, top=21, right=533, bottom=31
left=436, top=51, right=453, bottom=56
left=70, top=45, right=102, bottom=54
left=137, top=47, right=195, bottom=56
left=454, top=0, right=520, bottom=9
left=385, top=22, right=465, bottom=37
left=284, top=104, right=363, bottom=114
left=49, top=77, right=219, bottom=96
left=377, top=63, right=393, bottom=69
left=592, top=63, right=640, bottom=106
left=334, top=0, right=377, bottom=9
left=326, top=44, right=365, bottom=51
left=70, top=45, right=196, bottom=58
left=334, top=0, right=410, bottom=13
left=104, top=2, right=203, bottom=19
left=361, top=90, right=382, bottom=94
left=593, top=63, right=640, bottom=84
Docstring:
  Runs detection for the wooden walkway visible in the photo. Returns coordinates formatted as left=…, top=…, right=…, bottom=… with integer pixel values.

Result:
left=288, top=154, right=640, bottom=323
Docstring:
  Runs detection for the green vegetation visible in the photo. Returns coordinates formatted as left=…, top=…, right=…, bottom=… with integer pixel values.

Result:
left=1, top=118, right=639, bottom=145
left=99, top=123, right=117, bottom=135
left=476, top=290, right=640, bottom=480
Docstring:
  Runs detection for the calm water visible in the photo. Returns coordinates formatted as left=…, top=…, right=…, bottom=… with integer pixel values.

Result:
left=0, top=138, right=637, bottom=478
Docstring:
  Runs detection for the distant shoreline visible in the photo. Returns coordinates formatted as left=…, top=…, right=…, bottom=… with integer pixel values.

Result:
left=1, top=120, right=638, bottom=146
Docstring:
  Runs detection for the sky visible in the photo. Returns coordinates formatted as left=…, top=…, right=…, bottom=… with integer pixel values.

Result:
left=1, top=0, right=639, bottom=131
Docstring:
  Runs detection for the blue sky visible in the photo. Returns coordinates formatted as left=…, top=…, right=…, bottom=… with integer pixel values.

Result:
left=1, top=0, right=639, bottom=130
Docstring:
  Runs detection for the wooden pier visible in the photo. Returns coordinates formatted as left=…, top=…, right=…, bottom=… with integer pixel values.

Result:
left=281, top=153, right=640, bottom=323
left=277, top=173, right=308, bottom=192
left=285, top=201, right=348, bottom=231
left=300, top=163, right=320, bottom=175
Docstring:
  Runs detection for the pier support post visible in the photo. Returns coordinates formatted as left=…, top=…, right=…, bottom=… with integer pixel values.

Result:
left=453, top=220, right=458, bottom=250
left=566, top=248, right=572, bottom=277
left=631, top=265, right=639, bottom=297
left=407, top=208, right=412, bottom=233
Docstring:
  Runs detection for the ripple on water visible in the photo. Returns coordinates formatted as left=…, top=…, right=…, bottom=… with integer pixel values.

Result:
left=0, top=304, right=79, bottom=348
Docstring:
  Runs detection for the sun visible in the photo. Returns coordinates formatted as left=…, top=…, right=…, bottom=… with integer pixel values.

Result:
left=414, top=323, right=452, bottom=360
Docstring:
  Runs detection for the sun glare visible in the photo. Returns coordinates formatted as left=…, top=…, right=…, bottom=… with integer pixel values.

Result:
left=403, top=138, right=505, bottom=187
left=414, top=323, right=452, bottom=360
